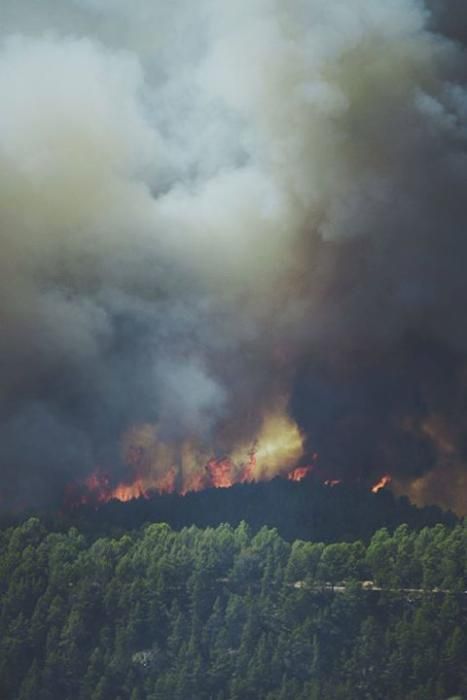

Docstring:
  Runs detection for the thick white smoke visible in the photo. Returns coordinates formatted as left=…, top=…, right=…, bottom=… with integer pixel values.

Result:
left=0, top=0, right=466, bottom=509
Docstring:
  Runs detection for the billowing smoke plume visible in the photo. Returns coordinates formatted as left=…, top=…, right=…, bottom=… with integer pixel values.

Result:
left=0, top=0, right=467, bottom=511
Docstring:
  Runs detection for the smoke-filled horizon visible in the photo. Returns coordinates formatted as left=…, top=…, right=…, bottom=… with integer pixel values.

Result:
left=1, top=0, right=467, bottom=512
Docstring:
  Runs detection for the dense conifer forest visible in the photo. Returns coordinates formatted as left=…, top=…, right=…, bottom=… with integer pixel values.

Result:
left=18, top=477, right=455, bottom=544
left=2, top=515, right=467, bottom=699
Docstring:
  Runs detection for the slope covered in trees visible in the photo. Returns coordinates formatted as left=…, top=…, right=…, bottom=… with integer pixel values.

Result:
left=2, top=517, right=467, bottom=699
left=37, top=477, right=457, bottom=544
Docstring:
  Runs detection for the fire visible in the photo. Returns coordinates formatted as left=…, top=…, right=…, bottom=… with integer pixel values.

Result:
left=66, top=471, right=152, bottom=506
left=67, top=456, right=393, bottom=507
left=66, top=415, right=394, bottom=507
left=287, top=452, right=318, bottom=482
left=288, top=465, right=313, bottom=482
left=72, top=455, right=304, bottom=506
left=204, top=449, right=257, bottom=489
left=206, top=458, right=234, bottom=488
left=120, top=408, right=305, bottom=496
left=111, top=478, right=147, bottom=502
left=371, top=474, right=392, bottom=493
left=249, top=413, right=304, bottom=478
left=68, top=409, right=306, bottom=506
left=72, top=448, right=261, bottom=506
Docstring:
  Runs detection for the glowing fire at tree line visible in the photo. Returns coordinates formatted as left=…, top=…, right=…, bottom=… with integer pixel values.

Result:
left=66, top=411, right=393, bottom=506
left=69, top=461, right=392, bottom=506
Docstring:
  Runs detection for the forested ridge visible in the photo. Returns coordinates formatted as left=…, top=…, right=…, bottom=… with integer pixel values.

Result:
left=2, top=517, right=467, bottom=699
left=10, top=477, right=455, bottom=545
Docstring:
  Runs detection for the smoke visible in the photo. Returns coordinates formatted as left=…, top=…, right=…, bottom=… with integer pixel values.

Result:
left=0, top=0, right=466, bottom=511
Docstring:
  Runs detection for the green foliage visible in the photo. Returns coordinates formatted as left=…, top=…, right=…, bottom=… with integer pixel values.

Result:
left=1, top=517, right=467, bottom=699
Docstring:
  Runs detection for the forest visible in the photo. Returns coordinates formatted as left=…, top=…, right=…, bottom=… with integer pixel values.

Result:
left=2, top=515, right=467, bottom=700
left=23, top=477, right=456, bottom=545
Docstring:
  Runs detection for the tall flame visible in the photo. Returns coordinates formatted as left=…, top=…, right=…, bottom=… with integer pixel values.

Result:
left=371, top=474, right=392, bottom=493
left=67, top=416, right=394, bottom=506
left=288, top=465, right=313, bottom=482
left=69, top=409, right=306, bottom=505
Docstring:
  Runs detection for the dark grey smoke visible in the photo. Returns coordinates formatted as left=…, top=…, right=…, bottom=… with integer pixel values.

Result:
left=427, top=0, right=467, bottom=46
left=0, top=0, right=466, bottom=512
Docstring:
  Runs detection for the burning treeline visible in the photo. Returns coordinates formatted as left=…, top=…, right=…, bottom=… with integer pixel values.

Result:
left=66, top=411, right=391, bottom=505
left=66, top=426, right=391, bottom=506
left=67, top=413, right=312, bottom=504
left=0, top=1, right=467, bottom=513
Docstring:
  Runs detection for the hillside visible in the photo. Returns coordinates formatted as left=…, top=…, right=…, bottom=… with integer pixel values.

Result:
left=52, top=477, right=456, bottom=544
left=1, top=517, right=467, bottom=699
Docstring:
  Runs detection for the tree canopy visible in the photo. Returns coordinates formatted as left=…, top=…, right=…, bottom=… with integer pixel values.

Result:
left=2, top=517, right=467, bottom=699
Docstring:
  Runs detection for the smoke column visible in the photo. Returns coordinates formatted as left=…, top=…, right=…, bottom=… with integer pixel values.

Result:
left=0, top=0, right=467, bottom=512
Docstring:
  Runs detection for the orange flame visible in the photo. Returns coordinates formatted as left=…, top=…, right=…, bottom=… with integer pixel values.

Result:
left=68, top=447, right=262, bottom=506
left=64, top=407, right=308, bottom=506
left=111, top=478, right=147, bottom=502
left=67, top=461, right=392, bottom=507
left=68, top=449, right=306, bottom=507
left=371, top=474, right=392, bottom=493
left=288, top=465, right=313, bottom=482
left=206, top=458, right=234, bottom=488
